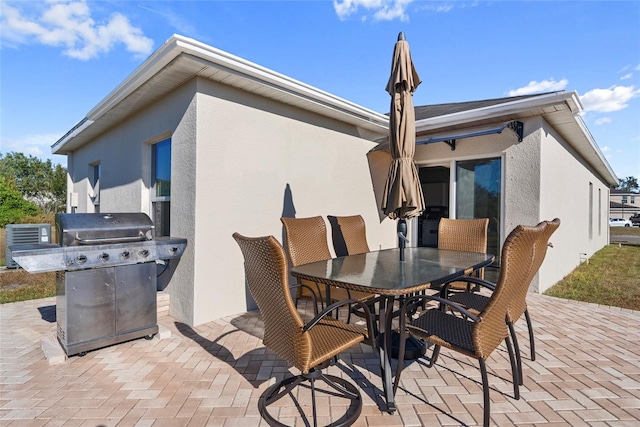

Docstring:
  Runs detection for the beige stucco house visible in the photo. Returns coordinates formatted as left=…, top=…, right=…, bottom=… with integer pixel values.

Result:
left=610, top=190, right=640, bottom=220
left=52, top=35, right=618, bottom=327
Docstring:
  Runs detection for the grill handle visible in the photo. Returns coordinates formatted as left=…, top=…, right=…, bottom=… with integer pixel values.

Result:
left=74, top=235, right=148, bottom=245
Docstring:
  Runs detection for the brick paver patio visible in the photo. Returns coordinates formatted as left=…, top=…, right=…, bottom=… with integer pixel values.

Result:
left=1, top=291, right=639, bottom=426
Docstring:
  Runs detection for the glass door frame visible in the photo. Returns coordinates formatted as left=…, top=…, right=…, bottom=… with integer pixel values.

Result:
left=414, top=153, right=505, bottom=264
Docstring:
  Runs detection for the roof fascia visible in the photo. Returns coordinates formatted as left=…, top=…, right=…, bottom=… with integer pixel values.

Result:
left=415, top=91, right=617, bottom=187
left=53, top=34, right=388, bottom=153
left=415, top=91, right=581, bottom=131
left=89, top=35, right=388, bottom=124
left=573, top=112, right=619, bottom=186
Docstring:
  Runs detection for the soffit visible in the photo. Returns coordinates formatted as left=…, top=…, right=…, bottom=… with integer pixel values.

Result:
left=413, top=94, right=617, bottom=186
left=53, top=36, right=388, bottom=154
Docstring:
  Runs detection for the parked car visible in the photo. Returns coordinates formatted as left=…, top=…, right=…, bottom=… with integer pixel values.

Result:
left=609, top=217, right=632, bottom=227
left=630, top=214, right=640, bottom=226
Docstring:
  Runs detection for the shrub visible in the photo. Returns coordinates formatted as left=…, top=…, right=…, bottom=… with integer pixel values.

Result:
left=0, top=178, right=40, bottom=227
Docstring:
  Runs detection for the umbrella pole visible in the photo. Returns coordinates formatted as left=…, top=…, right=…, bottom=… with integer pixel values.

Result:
left=397, top=219, right=408, bottom=261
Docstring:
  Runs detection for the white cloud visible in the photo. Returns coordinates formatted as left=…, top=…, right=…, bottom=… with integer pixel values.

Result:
left=137, top=4, right=196, bottom=37
left=618, top=64, right=639, bottom=80
left=507, top=79, right=569, bottom=96
left=0, top=1, right=153, bottom=60
left=601, top=145, right=610, bottom=153
left=619, top=64, right=631, bottom=73
left=1, top=132, right=67, bottom=165
left=594, top=117, right=612, bottom=126
left=581, top=85, right=640, bottom=113
left=334, top=0, right=414, bottom=21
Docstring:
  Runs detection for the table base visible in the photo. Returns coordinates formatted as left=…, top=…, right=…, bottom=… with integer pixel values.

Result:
left=378, top=331, right=427, bottom=360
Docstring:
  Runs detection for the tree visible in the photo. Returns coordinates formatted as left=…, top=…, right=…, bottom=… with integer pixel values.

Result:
left=616, top=176, right=639, bottom=193
left=0, top=177, right=39, bottom=227
left=0, top=152, right=67, bottom=214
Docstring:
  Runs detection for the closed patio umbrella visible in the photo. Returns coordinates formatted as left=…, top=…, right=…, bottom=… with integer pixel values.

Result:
left=381, top=32, right=425, bottom=260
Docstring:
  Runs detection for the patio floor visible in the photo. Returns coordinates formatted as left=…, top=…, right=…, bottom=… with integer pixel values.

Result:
left=1, top=291, right=640, bottom=426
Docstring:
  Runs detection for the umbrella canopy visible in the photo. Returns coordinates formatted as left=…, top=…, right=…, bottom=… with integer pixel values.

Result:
left=381, top=33, right=425, bottom=220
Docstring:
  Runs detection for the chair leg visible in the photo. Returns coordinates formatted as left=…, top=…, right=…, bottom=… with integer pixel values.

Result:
left=393, top=318, right=408, bottom=395
left=479, top=358, right=490, bottom=427
left=508, top=322, right=524, bottom=386
left=258, top=371, right=362, bottom=427
left=310, top=376, right=317, bottom=427
left=524, top=308, right=536, bottom=361
left=505, top=336, right=520, bottom=400
left=427, top=344, right=441, bottom=368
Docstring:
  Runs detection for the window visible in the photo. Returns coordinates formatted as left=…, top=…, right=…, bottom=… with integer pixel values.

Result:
left=588, top=182, right=593, bottom=240
left=152, top=138, right=171, bottom=237
left=90, top=162, right=101, bottom=213
left=598, top=188, right=602, bottom=236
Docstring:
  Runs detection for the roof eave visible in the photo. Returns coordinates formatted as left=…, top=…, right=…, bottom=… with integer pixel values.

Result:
left=415, top=91, right=618, bottom=187
left=415, top=91, right=581, bottom=131
left=53, top=34, right=388, bottom=154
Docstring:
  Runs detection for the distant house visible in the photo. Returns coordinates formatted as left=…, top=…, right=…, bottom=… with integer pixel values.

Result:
left=610, top=190, right=640, bottom=220
left=52, top=35, right=617, bottom=326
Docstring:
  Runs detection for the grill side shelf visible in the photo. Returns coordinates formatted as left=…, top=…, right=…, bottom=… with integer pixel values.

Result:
left=9, top=239, right=187, bottom=273
left=8, top=244, right=65, bottom=273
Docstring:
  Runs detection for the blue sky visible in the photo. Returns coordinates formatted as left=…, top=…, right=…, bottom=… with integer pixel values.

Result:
left=1, top=0, right=639, bottom=181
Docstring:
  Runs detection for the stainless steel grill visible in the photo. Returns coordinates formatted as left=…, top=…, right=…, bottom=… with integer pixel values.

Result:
left=10, top=213, right=187, bottom=357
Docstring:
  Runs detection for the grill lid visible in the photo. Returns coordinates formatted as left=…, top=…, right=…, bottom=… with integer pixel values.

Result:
left=56, top=213, right=154, bottom=246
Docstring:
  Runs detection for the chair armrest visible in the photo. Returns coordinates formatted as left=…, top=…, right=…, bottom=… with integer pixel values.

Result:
left=448, top=276, right=496, bottom=291
left=401, top=294, right=480, bottom=322
left=290, top=283, right=319, bottom=314
left=440, top=276, right=496, bottom=298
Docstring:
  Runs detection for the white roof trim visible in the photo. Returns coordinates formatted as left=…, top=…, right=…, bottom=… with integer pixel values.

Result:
left=415, top=91, right=581, bottom=131
left=414, top=91, right=617, bottom=186
left=89, top=35, right=388, bottom=123
left=573, top=112, right=618, bottom=185
left=53, top=34, right=388, bottom=153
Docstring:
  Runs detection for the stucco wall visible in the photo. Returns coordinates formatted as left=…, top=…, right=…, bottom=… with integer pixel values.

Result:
left=66, top=81, right=197, bottom=214
left=66, top=79, right=397, bottom=326
left=186, top=78, right=396, bottom=325
left=537, top=118, right=610, bottom=292
left=413, top=117, right=611, bottom=294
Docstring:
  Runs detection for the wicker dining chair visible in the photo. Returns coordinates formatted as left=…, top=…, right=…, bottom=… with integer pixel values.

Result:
left=233, top=233, right=374, bottom=427
left=447, top=218, right=560, bottom=384
left=281, top=216, right=377, bottom=324
left=437, top=218, right=489, bottom=291
left=327, top=215, right=371, bottom=257
left=393, top=222, right=547, bottom=427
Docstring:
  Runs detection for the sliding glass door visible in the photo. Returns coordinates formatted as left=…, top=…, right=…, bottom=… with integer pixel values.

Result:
left=456, top=158, right=501, bottom=262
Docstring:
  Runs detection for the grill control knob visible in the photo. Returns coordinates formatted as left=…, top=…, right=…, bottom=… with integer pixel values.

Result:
left=140, top=249, right=150, bottom=258
left=76, top=255, right=87, bottom=265
left=99, top=253, right=110, bottom=262
left=170, top=247, right=178, bottom=253
left=121, top=251, right=130, bottom=260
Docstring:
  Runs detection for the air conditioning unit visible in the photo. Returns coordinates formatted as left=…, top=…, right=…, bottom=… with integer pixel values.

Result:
left=5, top=224, right=52, bottom=269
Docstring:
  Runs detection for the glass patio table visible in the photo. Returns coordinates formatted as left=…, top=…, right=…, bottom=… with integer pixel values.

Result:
left=291, top=246, right=494, bottom=414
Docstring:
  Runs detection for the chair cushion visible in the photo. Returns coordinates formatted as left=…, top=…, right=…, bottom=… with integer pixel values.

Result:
left=306, top=317, right=367, bottom=368
left=449, top=292, right=489, bottom=314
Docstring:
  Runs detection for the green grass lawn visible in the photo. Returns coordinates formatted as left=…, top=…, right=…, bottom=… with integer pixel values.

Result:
left=544, top=243, right=640, bottom=311
left=0, top=269, right=56, bottom=304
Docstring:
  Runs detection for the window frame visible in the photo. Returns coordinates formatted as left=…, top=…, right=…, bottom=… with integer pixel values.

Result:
left=150, top=136, right=172, bottom=237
